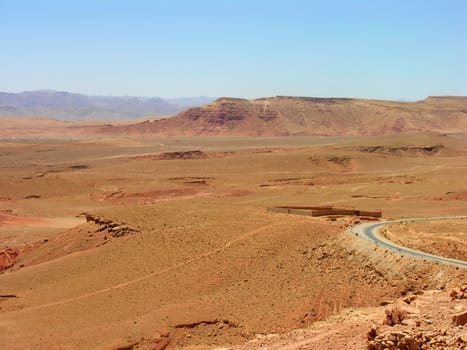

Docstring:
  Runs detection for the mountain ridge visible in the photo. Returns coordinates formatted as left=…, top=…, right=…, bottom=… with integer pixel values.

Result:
left=0, top=90, right=216, bottom=121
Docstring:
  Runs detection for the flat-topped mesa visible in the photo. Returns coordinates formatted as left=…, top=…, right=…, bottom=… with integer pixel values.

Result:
left=172, top=97, right=281, bottom=134
left=166, top=95, right=467, bottom=136
left=422, top=95, right=467, bottom=102
left=418, top=96, right=467, bottom=108
left=65, top=95, right=467, bottom=137
left=213, top=97, right=248, bottom=103
left=179, top=108, right=246, bottom=125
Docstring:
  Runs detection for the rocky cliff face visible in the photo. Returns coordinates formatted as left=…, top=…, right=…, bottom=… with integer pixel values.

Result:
left=168, top=98, right=284, bottom=136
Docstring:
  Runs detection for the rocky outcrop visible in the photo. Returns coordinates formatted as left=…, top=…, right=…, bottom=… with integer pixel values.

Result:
left=82, top=213, right=137, bottom=238
left=359, top=145, right=445, bottom=156
left=0, top=247, right=19, bottom=272
left=368, top=287, right=467, bottom=350
left=131, top=150, right=209, bottom=161
left=166, top=98, right=285, bottom=136
left=368, top=329, right=466, bottom=350
left=453, top=311, right=467, bottom=326
left=173, top=319, right=238, bottom=329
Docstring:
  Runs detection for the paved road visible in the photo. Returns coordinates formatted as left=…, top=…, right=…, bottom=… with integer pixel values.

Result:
left=349, top=216, right=467, bottom=269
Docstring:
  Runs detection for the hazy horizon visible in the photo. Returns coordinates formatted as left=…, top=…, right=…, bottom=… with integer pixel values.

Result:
left=1, top=0, right=466, bottom=100
left=5, top=89, right=466, bottom=102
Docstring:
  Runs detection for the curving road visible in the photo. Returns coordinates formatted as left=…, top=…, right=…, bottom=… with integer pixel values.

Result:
left=349, top=216, right=467, bottom=269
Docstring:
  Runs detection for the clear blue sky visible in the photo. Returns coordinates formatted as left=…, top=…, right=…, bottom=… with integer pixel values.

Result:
left=1, top=0, right=466, bottom=100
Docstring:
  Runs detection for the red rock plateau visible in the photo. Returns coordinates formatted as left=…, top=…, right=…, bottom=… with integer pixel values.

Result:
left=0, top=120, right=466, bottom=349
left=1, top=96, right=467, bottom=138
left=139, top=96, right=467, bottom=136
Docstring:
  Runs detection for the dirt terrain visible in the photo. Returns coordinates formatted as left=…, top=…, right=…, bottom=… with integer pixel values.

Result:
left=0, top=131, right=466, bottom=349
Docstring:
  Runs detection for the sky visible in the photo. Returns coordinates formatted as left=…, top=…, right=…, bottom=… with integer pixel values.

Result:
left=1, top=0, right=466, bottom=100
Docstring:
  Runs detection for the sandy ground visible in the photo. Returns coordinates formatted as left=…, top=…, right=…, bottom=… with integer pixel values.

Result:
left=0, top=132, right=466, bottom=349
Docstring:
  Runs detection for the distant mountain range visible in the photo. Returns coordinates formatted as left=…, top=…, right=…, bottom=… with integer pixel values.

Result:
left=0, top=90, right=215, bottom=121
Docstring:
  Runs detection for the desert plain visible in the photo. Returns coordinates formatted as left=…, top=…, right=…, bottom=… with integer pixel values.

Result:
left=0, top=124, right=466, bottom=349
